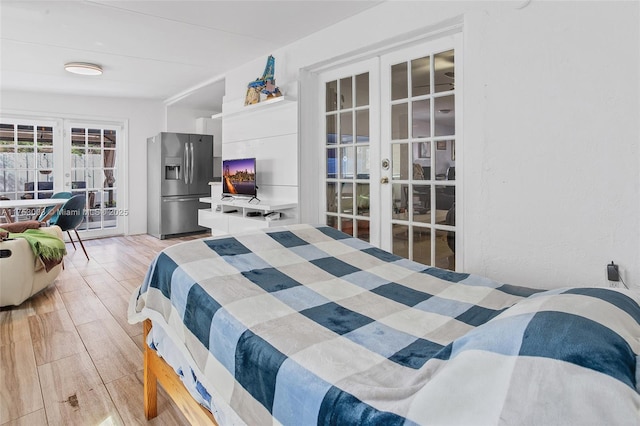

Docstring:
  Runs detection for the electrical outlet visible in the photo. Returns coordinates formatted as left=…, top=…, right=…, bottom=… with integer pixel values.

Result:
left=607, top=262, right=619, bottom=282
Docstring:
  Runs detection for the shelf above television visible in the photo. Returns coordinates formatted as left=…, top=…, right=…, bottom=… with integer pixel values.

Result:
left=213, top=95, right=296, bottom=119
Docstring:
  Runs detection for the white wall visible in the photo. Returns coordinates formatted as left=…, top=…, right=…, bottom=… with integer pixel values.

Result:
left=461, top=1, right=639, bottom=289
left=222, top=1, right=639, bottom=289
left=196, top=117, right=222, bottom=157
left=0, top=90, right=163, bottom=235
left=165, top=105, right=217, bottom=134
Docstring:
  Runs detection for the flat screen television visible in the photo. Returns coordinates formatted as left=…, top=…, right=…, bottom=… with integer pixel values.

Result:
left=222, top=158, right=257, bottom=197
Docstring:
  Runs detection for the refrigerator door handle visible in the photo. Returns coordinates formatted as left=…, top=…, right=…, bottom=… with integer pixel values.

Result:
left=163, top=197, right=200, bottom=202
left=187, top=143, right=191, bottom=184
left=189, top=142, right=195, bottom=184
left=184, top=143, right=189, bottom=184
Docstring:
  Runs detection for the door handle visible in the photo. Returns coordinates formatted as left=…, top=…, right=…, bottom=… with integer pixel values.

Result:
left=189, top=142, right=195, bottom=184
left=186, top=144, right=193, bottom=183
left=380, top=176, right=389, bottom=184
left=163, top=198, right=199, bottom=202
left=184, top=145, right=189, bottom=184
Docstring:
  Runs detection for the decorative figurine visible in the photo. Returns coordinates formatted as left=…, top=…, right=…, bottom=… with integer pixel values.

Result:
left=244, top=55, right=282, bottom=105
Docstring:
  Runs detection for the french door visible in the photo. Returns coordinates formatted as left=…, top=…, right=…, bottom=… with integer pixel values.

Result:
left=321, top=59, right=380, bottom=245
left=64, top=121, right=124, bottom=237
left=0, top=116, right=125, bottom=237
left=0, top=119, right=59, bottom=204
left=319, top=35, right=460, bottom=270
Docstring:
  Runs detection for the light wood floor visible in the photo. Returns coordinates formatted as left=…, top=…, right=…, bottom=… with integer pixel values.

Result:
left=0, top=232, right=208, bottom=425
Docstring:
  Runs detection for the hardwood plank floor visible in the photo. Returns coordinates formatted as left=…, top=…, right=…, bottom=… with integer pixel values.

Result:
left=0, top=232, right=205, bottom=425
left=0, top=341, right=43, bottom=421
left=38, top=352, right=123, bottom=425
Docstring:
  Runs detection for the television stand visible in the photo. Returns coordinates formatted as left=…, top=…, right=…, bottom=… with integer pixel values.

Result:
left=220, top=195, right=260, bottom=204
left=198, top=197, right=298, bottom=235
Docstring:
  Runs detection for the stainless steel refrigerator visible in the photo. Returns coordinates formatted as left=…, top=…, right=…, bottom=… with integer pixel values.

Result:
left=147, top=132, right=213, bottom=239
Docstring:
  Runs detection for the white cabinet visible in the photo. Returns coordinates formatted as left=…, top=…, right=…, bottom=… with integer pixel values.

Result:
left=198, top=197, right=298, bottom=235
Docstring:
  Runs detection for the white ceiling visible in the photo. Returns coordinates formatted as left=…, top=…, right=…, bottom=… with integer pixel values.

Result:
left=0, top=1, right=383, bottom=111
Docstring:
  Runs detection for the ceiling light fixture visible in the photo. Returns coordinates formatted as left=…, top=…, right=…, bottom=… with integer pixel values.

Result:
left=64, top=62, right=103, bottom=76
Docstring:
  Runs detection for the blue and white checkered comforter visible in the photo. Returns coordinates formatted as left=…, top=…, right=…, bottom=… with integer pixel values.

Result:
left=129, top=224, right=640, bottom=425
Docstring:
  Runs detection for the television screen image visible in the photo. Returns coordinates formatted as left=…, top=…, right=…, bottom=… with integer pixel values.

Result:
left=222, top=158, right=256, bottom=196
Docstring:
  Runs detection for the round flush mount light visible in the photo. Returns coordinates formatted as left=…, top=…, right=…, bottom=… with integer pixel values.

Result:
left=64, top=62, right=103, bottom=76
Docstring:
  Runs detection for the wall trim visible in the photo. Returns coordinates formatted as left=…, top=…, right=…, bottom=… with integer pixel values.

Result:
left=301, top=16, right=463, bottom=75
left=164, top=73, right=226, bottom=106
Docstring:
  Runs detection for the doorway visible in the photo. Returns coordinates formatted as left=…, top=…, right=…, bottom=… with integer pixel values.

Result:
left=317, top=35, right=460, bottom=270
left=0, top=117, right=126, bottom=237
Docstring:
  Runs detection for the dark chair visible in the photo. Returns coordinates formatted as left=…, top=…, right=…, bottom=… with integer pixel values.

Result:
left=445, top=203, right=456, bottom=253
left=422, top=166, right=431, bottom=180
left=443, top=166, right=456, bottom=197
left=22, top=181, right=54, bottom=199
left=38, top=192, right=72, bottom=223
left=50, top=194, right=89, bottom=260
left=413, top=186, right=430, bottom=213
left=446, top=166, right=455, bottom=181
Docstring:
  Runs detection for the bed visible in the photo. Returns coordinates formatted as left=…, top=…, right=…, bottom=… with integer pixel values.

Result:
left=128, top=224, right=640, bottom=425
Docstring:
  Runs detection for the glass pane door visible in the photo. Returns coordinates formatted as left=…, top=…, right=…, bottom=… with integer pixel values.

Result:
left=321, top=59, right=379, bottom=245
left=66, top=122, right=123, bottom=236
left=0, top=117, right=124, bottom=235
left=316, top=36, right=459, bottom=270
left=0, top=120, right=60, bottom=221
left=380, top=38, right=458, bottom=270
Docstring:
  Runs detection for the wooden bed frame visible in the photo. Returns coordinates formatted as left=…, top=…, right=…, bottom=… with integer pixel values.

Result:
left=143, top=319, right=218, bottom=425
